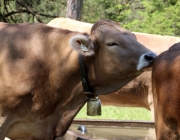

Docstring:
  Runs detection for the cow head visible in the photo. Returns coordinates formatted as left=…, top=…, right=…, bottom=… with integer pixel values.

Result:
left=69, top=20, right=156, bottom=95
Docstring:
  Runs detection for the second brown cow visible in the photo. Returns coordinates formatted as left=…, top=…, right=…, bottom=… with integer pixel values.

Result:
left=152, top=42, right=180, bottom=140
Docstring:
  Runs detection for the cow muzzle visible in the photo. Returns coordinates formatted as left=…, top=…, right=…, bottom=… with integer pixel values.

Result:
left=137, top=52, right=157, bottom=71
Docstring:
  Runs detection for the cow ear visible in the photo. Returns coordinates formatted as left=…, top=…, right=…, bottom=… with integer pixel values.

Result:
left=69, top=35, right=94, bottom=56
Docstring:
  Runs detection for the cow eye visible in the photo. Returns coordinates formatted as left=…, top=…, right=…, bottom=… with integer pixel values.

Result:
left=106, top=42, right=118, bottom=46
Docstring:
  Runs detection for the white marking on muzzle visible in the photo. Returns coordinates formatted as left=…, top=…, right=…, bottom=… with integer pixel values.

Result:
left=137, top=54, right=150, bottom=70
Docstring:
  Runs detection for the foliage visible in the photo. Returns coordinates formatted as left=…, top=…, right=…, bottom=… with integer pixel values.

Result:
left=0, top=0, right=179, bottom=35
left=123, top=0, right=180, bottom=36
left=82, top=0, right=180, bottom=36
left=82, top=0, right=134, bottom=24
left=0, top=0, right=66, bottom=23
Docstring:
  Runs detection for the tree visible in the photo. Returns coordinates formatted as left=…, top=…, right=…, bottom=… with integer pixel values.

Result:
left=66, top=0, right=83, bottom=20
left=0, top=0, right=66, bottom=23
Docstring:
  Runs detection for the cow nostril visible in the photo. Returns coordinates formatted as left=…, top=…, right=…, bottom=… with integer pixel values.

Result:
left=145, top=55, right=154, bottom=62
left=144, top=53, right=156, bottom=63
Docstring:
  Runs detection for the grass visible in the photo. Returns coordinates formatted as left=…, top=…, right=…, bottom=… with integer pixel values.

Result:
left=75, top=103, right=152, bottom=120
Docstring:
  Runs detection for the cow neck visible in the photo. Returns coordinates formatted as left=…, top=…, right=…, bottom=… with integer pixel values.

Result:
left=78, top=54, right=96, bottom=99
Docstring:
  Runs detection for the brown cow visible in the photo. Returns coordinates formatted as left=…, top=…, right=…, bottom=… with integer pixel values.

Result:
left=48, top=17, right=180, bottom=118
left=152, top=42, right=180, bottom=140
left=0, top=20, right=156, bottom=139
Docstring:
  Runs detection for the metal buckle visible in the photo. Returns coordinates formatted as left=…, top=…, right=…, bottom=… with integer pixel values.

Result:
left=83, top=92, right=96, bottom=99
left=83, top=92, right=93, bottom=95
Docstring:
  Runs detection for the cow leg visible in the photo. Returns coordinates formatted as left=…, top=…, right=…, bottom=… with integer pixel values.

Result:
left=155, top=114, right=179, bottom=140
left=149, top=103, right=154, bottom=120
left=148, top=84, right=154, bottom=120
left=153, top=89, right=179, bottom=140
left=148, top=91, right=154, bottom=120
left=0, top=117, right=8, bottom=140
left=156, top=123, right=179, bottom=140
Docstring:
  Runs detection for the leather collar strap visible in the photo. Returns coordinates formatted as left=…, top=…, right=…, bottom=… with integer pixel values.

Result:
left=78, top=54, right=95, bottom=99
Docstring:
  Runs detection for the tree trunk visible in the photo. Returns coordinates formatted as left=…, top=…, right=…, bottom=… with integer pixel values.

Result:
left=66, top=0, right=83, bottom=21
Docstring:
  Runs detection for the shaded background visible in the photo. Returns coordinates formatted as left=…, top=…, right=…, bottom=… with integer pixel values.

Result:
left=0, top=0, right=179, bottom=36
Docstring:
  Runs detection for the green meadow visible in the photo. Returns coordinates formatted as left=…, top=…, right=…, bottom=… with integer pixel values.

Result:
left=75, top=103, right=152, bottom=120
